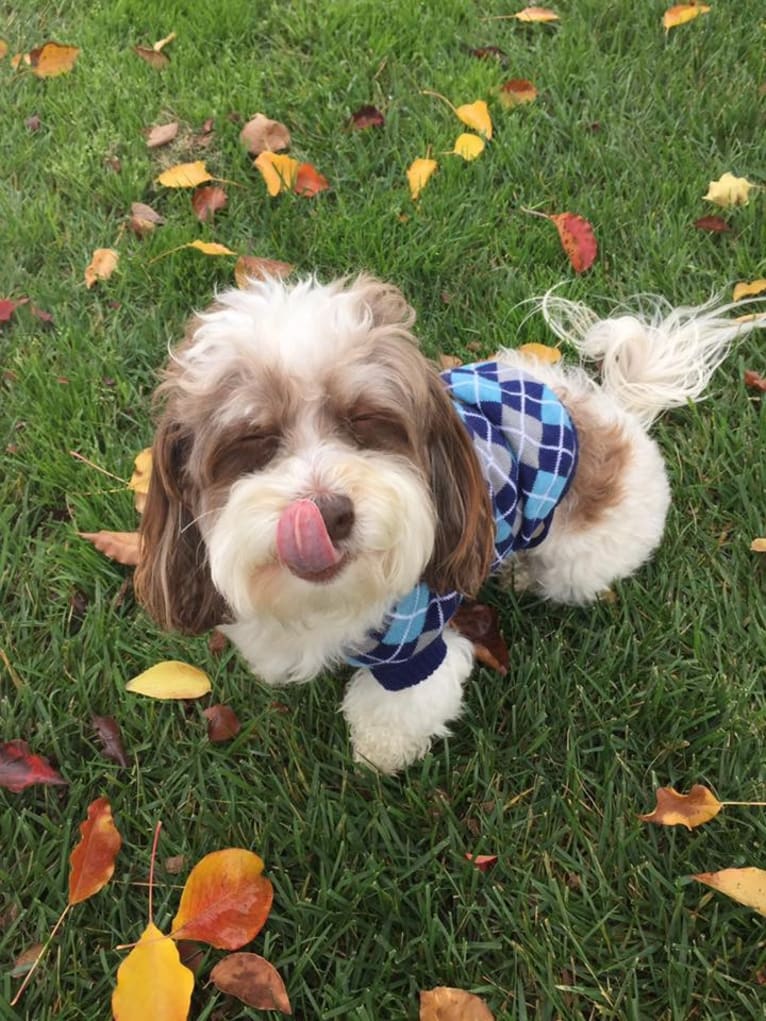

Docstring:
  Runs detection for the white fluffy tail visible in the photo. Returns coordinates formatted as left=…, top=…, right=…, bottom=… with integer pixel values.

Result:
left=539, top=292, right=764, bottom=427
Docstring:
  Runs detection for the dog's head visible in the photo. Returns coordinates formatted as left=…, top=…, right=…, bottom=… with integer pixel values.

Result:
left=135, top=275, right=494, bottom=633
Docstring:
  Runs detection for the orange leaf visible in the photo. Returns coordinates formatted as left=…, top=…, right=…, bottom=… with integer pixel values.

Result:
left=732, top=279, right=766, bottom=302
left=79, top=531, right=140, bottom=566
left=157, top=161, right=213, bottom=188
left=513, top=6, right=559, bottom=23
left=68, top=797, right=122, bottom=905
left=498, top=78, right=538, bottom=108
left=743, top=370, right=766, bottom=393
left=694, top=867, right=766, bottom=917
left=407, top=157, right=438, bottom=200
left=234, top=255, right=295, bottom=288
left=663, top=4, right=711, bottom=30
left=638, top=784, right=722, bottom=829
left=294, top=162, right=330, bottom=197
left=420, top=986, right=494, bottom=1020
left=548, top=212, right=597, bottom=273
left=210, top=953, right=292, bottom=1014
left=0, top=40, right=7, bottom=60
left=254, top=152, right=299, bottom=196
left=171, top=849, right=273, bottom=949
left=751, top=537, right=766, bottom=552
left=111, top=921, right=194, bottom=1021
left=29, top=42, right=79, bottom=77
left=517, top=342, right=562, bottom=364
left=84, top=248, right=119, bottom=288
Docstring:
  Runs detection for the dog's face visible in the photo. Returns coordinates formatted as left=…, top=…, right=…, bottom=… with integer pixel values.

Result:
left=135, top=276, right=493, bottom=634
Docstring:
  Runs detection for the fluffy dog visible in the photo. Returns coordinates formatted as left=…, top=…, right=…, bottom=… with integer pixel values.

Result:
left=135, top=276, right=757, bottom=772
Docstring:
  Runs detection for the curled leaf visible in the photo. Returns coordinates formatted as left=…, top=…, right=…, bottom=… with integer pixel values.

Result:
left=732, top=279, right=766, bottom=302
left=84, top=249, right=119, bottom=289
left=638, top=784, right=722, bottom=829
left=203, top=704, right=242, bottom=743
left=693, top=215, right=731, bottom=233
left=210, top=953, right=292, bottom=1013
left=517, top=342, right=562, bottom=364
left=349, top=105, right=385, bottom=129
left=128, top=448, right=152, bottom=512
left=704, top=172, right=755, bottom=208
left=91, top=715, right=130, bottom=767
left=512, top=6, right=559, bottom=23
left=126, top=662, right=212, bottom=700
left=294, top=162, right=329, bottom=197
left=146, top=121, right=179, bottom=149
left=450, top=601, right=508, bottom=675
left=465, top=853, right=498, bottom=872
left=133, top=45, right=169, bottom=69
left=191, top=185, right=228, bottom=222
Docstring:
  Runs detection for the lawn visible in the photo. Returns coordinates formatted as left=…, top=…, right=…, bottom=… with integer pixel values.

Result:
left=1, top=1, right=765, bottom=1018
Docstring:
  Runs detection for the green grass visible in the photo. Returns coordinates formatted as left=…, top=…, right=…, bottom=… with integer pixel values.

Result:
left=1, top=1, right=765, bottom=1018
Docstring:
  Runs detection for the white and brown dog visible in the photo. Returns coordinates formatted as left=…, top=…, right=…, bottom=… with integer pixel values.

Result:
left=135, top=276, right=757, bottom=772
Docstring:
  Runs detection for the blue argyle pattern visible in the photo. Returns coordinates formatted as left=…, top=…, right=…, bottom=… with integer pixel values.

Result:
left=344, top=362, right=578, bottom=691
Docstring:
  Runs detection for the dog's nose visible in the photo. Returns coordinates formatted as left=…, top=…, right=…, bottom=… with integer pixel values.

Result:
left=314, top=493, right=355, bottom=543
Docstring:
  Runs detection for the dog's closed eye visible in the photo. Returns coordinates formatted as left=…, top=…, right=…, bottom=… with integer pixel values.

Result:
left=208, top=431, right=281, bottom=484
left=344, top=409, right=411, bottom=453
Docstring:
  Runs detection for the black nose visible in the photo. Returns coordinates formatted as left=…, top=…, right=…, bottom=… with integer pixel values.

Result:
left=315, top=493, right=355, bottom=543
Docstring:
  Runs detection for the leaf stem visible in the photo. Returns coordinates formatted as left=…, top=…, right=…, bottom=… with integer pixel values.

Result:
left=421, top=89, right=458, bottom=117
left=149, top=820, right=162, bottom=924
left=720, top=800, right=766, bottom=807
left=69, top=450, right=128, bottom=484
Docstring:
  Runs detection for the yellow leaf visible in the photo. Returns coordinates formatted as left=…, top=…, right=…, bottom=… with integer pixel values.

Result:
left=157, top=161, right=213, bottom=188
left=184, top=241, right=237, bottom=257
left=152, top=31, right=176, bottom=52
left=513, top=6, right=559, bottom=22
left=254, top=152, right=299, bottom=196
left=31, top=42, right=80, bottom=77
left=111, top=922, right=194, bottom=1021
left=704, top=172, right=755, bottom=208
left=453, top=133, right=485, bottom=161
left=517, top=342, right=562, bottom=364
left=751, top=538, right=766, bottom=553
left=694, top=867, right=766, bottom=917
left=126, top=662, right=212, bottom=700
left=84, top=248, right=119, bottom=289
left=638, top=784, right=722, bottom=830
left=732, top=279, right=766, bottom=302
left=663, top=4, right=711, bottom=30
left=455, top=100, right=492, bottom=140
left=0, top=40, right=8, bottom=59
left=128, top=448, right=152, bottom=513
left=407, top=158, right=438, bottom=200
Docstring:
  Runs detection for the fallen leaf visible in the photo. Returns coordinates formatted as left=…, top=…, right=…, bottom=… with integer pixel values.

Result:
left=211, top=953, right=292, bottom=1014
left=29, top=42, right=79, bottom=77
left=157, top=160, right=213, bottom=188
left=129, top=202, right=165, bottom=238
left=733, top=279, right=766, bottom=302
left=69, top=797, right=122, bottom=904
left=126, top=661, right=212, bottom=700
left=11, top=945, right=45, bottom=978
left=239, top=113, right=291, bottom=156
left=0, top=740, right=67, bottom=793
left=638, top=784, right=722, bottom=829
left=663, top=4, right=711, bottom=30
left=751, top=538, right=766, bottom=552
left=79, top=531, right=141, bottom=566
left=498, top=78, right=538, bottom=107
left=133, top=45, right=169, bottom=69
left=152, top=31, right=176, bottom=53
left=203, top=705, right=242, bottom=743
left=693, top=215, right=731, bottom=232
left=517, top=342, right=562, bottom=363
left=10, top=53, right=30, bottom=71
left=0, top=297, right=29, bottom=324
left=254, top=152, right=299, bottom=196
left=407, top=157, right=438, bottom=200
left=453, top=133, right=485, bottom=161
left=171, top=848, right=273, bottom=949
left=91, top=715, right=130, bottom=767
left=0, top=40, right=7, bottom=60
left=349, top=105, right=385, bottom=129
left=234, top=255, right=295, bottom=289
left=294, top=162, right=330, bottom=197
left=704, top=172, right=755, bottom=208
left=512, top=6, right=559, bottom=23
left=744, top=370, right=766, bottom=393
left=165, top=855, right=187, bottom=875
left=185, top=240, right=237, bottom=256
left=191, top=185, right=228, bottom=222
left=450, top=602, right=508, bottom=675
left=548, top=212, right=598, bottom=273
left=146, top=121, right=179, bottom=149
left=455, top=100, right=492, bottom=139
left=128, top=448, right=152, bottom=513
left=420, top=986, right=494, bottom=1020
left=438, top=353, right=463, bottom=370
left=111, top=922, right=194, bottom=1021
left=30, top=304, right=54, bottom=324
left=25, top=114, right=42, bottom=132
left=694, top=867, right=766, bottom=917
left=468, top=46, right=507, bottom=62
left=84, top=249, right=119, bottom=288
left=465, top=853, right=498, bottom=872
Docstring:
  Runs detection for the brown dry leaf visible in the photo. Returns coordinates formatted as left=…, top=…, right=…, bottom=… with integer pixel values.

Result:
left=11, top=944, right=45, bottom=978
left=191, top=185, right=228, bottom=222
left=513, top=6, right=559, bottom=22
left=129, top=201, right=165, bottom=238
left=732, top=279, right=766, bottom=302
left=165, top=855, right=187, bottom=875
left=210, top=953, right=292, bottom=1014
left=29, top=42, right=80, bottom=77
left=350, top=105, right=385, bottom=129
left=79, top=531, right=141, bottom=566
left=84, top=249, right=119, bottom=289
left=420, top=986, right=494, bottom=1020
left=498, top=78, right=538, bottom=108
left=157, top=160, right=213, bottom=188
left=638, top=784, right=722, bottom=829
left=744, top=370, right=766, bottom=393
left=203, top=704, right=242, bottom=743
left=451, top=601, right=508, bottom=675
left=751, top=538, right=766, bottom=552
left=128, top=448, right=152, bottom=513
left=146, top=121, right=179, bottom=149
left=133, top=45, right=169, bottom=69
left=240, top=113, right=291, bottom=156
left=704, top=172, right=755, bottom=208
left=234, top=256, right=295, bottom=289
left=663, top=4, right=711, bottom=30
left=91, top=715, right=129, bottom=767
left=693, top=215, right=731, bottom=233
left=694, top=867, right=766, bottom=917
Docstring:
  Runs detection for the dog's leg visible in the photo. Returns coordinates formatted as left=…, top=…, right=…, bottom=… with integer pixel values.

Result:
left=341, top=629, right=475, bottom=773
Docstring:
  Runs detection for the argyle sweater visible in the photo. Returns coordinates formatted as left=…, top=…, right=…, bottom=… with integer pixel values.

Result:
left=344, top=361, right=579, bottom=691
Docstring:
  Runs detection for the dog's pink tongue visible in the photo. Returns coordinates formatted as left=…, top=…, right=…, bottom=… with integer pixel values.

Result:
left=276, top=499, right=342, bottom=577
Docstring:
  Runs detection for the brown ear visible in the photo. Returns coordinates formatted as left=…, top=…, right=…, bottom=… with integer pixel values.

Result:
left=422, top=372, right=494, bottom=597
left=134, top=416, right=228, bottom=635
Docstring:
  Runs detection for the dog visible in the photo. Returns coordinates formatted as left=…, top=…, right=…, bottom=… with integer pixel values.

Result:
left=135, top=275, right=758, bottom=773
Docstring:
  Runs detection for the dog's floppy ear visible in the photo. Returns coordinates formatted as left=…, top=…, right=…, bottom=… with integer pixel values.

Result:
left=350, top=274, right=417, bottom=335
left=134, top=414, right=227, bottom=635
left=422, top=371, right=494, bottom=597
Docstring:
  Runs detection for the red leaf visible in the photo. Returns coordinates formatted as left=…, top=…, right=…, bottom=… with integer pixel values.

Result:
left=0, top=740, right=67, bottom=793
left=294, top=162, right=329, bottom=197
left=30, top=304, right=54, bottom=324
left=693, top=215, right=732, bottom=233
left=744, top=369, right=766, bottom=393
left=210, top=952, right=292, bottom=1014
left=548, top=212, right=598, bottom=273
left=350, top=105, right=385, bottom=129
left=91, top=714, right=129, bottom=766
left=191, top=185, right=228, bottom=222
left=203, top=704, right=242, bottom=743
left=0, top=297, right=29, bottom=324
left=68, top=797, right=122, bottom=904
left=465, top=853, right=498, bottom=872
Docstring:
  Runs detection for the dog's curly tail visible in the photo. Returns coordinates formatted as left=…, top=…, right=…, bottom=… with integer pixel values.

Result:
left=538, top=291, right=764, bottom=428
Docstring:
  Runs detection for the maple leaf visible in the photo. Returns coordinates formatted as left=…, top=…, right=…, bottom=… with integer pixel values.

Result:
left=91, top=714, right=130, bottom=767
left=126, top=661, right=212, bottom=700
left=549, top=212, right=598, bottom=273
left=407, top=158, right=438, bottom=200
left=79, top=531, right=141, bottom=566
left=254, top=152, right=299, bottom=196
left=29, top=42, right=79, bottom=77
left=420, top=986, right=495, bottom=1020
left=0, top=740, right=67, bottom=793
left=349, top=105, right=385, bottom=129
left=732, top=279, right=766, bottom=302
left=171, top=848, right=274, bottom=949
left=455, top=100, right=492, bottom=139
left=294, top=162, right=330, bottom=197
left=498, top=78, right=538, bottom=108
left=69, top=797, right=122, bottom=904
left=156, top=160, right=213, bottom=188
left=210, top=953, right=292, bottom=1014
left=146, top=121, right=179, bottom=149
left=663, top=4, right=711, bottom=30
left=453, top=133, right=485, bottom=161
left=693, top=215, right=731, bottom=233
left=234, top=255, right=295, bottom=289
left=694, top=867, right=766, bottom=917
left=203, top=704, right=242, bottom=743
left=191, top=185, right=228, bottom=222
left=513, top=6, right=559, bottom=22
left=704, top=172, right=755, bottom=207
left=84, top=248, right=119, bottom=288
left=638, top=784, right=722, bottom=829
left=112, top=922, right=194, bottom=1021
left=240, top=113, right=291, bottom=156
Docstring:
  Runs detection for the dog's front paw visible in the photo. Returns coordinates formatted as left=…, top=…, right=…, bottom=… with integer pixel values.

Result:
left=350, top=727, right=432, bottom=774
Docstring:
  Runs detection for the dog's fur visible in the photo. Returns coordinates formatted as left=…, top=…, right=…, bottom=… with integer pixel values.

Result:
left=135, top=276, right=758, bottom=772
